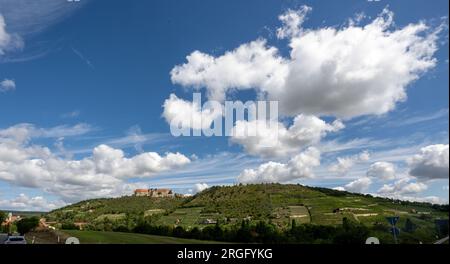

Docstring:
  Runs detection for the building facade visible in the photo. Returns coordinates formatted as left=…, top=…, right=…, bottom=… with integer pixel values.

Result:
left=134, top=188, right=174, bottom=198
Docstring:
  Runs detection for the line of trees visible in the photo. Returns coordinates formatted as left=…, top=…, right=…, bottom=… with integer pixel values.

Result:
left=56, top=208, right=448, bottom=244
left=130, top=217, right=370, bottom=244
left=59, top=212, right=373, bottom=243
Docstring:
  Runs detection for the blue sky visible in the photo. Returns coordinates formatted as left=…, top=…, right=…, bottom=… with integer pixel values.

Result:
left=0, top=0, right=448, bottom=211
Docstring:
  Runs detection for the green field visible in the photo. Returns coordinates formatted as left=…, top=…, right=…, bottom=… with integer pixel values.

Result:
left=155, top=207, right=204, bottom=227
left=289, top=206, right=310, bottom=224
left=63, top=230, right=222, bottom=244
left=95, top=213, right=126, bottom=221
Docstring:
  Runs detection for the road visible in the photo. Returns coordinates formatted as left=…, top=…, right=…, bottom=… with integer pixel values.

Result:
left=434, top=236, right=449, bottom=244
left=0, top=233, right=7, bottom=244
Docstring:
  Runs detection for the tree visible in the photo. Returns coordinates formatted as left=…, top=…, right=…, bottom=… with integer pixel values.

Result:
left=236, top=220, right=252, bottom=242
left=173, top=226, right=186, bottom=238
left=333, top=217, right=369, bottom=244
left=255, top=221, right=278, bottom=243
left=0, top=211, right=7, bottom=233
left=291, top=219, right=296, bottom=229
left=404, top=218, right=417, bottom=233
left=61, top=222, right=78, bottom=230
left=16, top=217, right=40, bottom=235
left=0, top=211, right=6, bottom=224
left=188, top=227, right=201, bottom=239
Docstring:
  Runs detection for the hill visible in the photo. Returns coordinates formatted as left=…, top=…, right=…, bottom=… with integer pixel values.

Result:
left=46, top=195, right=184, bottom=223
left=45, top=184, right=449, bottom=244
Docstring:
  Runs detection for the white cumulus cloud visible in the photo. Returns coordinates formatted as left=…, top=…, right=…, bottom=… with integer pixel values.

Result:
left=237, top=147, right=320, bottom=184
left=0, top=79, right=15, bottom=92
left=276, top=6, right=312, bottom=39
left=366, top=161, right=396, bottom=181
left=162, top=93, right=222, bottom=130
left=171, top=40, right=288, bottom=102
left=338, top=177, right=372, bottom=193
left=170, top=7, right=444, bottom=119
left=408, top=144, right=449, bottom=180
left=231, top=114, right=343, bottom=157
left=0, top=124, right=191, bottom=202
left=378, top=177, right=428, bottom=195
left=193, top=183, right=209, bottom=193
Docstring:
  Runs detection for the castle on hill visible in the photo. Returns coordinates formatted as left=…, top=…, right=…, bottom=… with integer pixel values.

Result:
left=134, top=188, right=174, bottom=198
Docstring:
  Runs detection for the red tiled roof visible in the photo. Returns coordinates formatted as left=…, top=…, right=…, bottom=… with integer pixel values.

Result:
left=134, top=189, right=149, bottom=193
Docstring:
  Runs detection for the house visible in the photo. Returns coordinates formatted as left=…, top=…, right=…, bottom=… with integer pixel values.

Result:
left=134, top=188, right=174, bottom=198
left=134, top=189, right=150, bottom=197
left=1, top=213, right=21, bottom=227
left=74, top=222, right=88, bottom=230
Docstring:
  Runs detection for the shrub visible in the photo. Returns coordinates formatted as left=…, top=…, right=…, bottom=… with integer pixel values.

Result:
left=16, top=217, right=40, bottom=235
left=61, top=222, right=79, bottom=230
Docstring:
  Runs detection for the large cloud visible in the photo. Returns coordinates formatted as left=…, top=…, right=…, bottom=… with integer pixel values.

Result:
left=91, top=144, right=190, bottom=179
left=408, top=144, right=449, bottom=180
left=171, top=40, right=288, bottom=102
left=162, top=93, right=343, bottom=157
left=231, top=114, right=343, bottom=157
left=366, top=161, right=396, bottom=181
left=0, top=124, right=191, bottom=202
left=170, top=7, right=444, bottom=119
left=237, top=147, right=320, bottom=184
